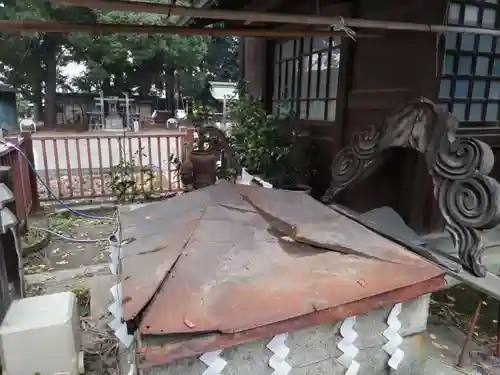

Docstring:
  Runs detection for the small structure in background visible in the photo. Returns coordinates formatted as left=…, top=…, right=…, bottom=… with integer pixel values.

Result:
left=55, top=92, right=157, bottom=132
left=19, top=104, right=37, bottom=133
left=166, top=117, right=179, bottom=130
left=175, top=109, right=187, bottom=120
left=208, top=81, right=238, bottom=130
left=90, top=92, right=140, bottom=132
left=0, top=81, right=18, bottom=134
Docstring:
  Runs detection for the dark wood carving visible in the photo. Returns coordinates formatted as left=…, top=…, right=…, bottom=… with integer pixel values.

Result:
left=322, top=97, right=500, bottom=277
left=197, top=125, right=242, bottom=177
left=179, top=126, right=242, bottom=189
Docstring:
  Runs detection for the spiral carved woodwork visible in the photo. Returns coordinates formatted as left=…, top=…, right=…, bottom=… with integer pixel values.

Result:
left=322, top=97, right=500, bottom=277
left=196, top=125, right=242, bottom=177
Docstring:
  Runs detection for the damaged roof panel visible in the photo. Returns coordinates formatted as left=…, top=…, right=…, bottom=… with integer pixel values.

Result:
left=119, top=181, right=444, bottom=337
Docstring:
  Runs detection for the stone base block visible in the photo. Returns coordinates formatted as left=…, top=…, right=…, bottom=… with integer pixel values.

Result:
left=141, top=294, right=432, bottom=375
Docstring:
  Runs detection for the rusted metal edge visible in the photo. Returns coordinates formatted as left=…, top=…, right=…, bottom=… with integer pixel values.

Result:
left=0, top=136, right=23, bottom=157
left=328, top=203, right=463, bottom=273
left=136, top=274, right=445, bottom=369
left=31, top=130, right=186, bottom=140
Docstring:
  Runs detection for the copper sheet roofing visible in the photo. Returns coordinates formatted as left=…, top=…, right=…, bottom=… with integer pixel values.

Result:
left=119, top=181, right=444, bottom=354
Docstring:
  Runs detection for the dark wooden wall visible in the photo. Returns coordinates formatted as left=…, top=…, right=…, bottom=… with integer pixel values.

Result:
left=241, top=37, right=268, bottom=100
left=339, top=0, right=448, bottom=232
left=241, top=0, right=449, bottom=232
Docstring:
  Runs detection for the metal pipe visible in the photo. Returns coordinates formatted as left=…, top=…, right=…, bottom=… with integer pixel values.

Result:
left=496, top=301, right=500, bottom=357
left=458, top=296, right=484, bottom=368
left=44, top=0, right=500, bottom=37
left=0, top=20, right=375, bottom=37
left=125, top=92, right=129, bottom=130
left=100, top=90, right=105, bottom=130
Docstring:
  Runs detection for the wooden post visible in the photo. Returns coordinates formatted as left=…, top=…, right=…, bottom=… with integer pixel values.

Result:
left=180, top=126, right=195, bottom=162
left=4, top=136, right=23, bottom=227
left=0, top=237, right=11, bottom=322
left=21, top=132, right=40, bottom=212
left=0, top=166, right=22, bottom=300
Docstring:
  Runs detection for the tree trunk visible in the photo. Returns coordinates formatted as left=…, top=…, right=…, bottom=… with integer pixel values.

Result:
left=165, top=69, right=175, bottom=113
left=102, top=78, right=111, bottom=95
left=32, top=76, right=43, bottom=122
left=139, top=82, right=150, bottom=98
left=43, top=47, right=57, bottom=129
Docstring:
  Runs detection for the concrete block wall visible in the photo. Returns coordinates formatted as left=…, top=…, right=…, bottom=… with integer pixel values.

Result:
left=142, top=294, right=432, bottom=375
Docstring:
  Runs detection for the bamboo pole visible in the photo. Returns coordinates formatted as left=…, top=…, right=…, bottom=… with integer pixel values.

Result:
left=0, top=20, right=379, bottom=37
left=44, top=0, right=500, bottom=37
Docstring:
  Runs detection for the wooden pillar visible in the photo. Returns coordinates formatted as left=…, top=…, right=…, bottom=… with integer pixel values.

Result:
left=242, top=37, right=267, bottom=99
left=21, top=132, right=40, bottom=213
left=340, top=0, right=447, bottom=231
left=0, top=166, right=22, bottom=300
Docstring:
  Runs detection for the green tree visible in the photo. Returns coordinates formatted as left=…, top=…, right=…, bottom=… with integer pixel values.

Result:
left=203, top=36, right=239, bottom=81
left=69, top=10, right=210, bottom=106
left=0, top=0, right=96, bottom=124
left=0, top=0, right=238, bottom=122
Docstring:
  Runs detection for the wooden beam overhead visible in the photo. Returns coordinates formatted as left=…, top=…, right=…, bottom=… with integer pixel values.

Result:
left=244, top=0, right=285, bottom=11
left=0, top=20, right=378, bottom=37
left=241, top=0, right=286, bottom=26
left=41, top=0, right=500, bottom=37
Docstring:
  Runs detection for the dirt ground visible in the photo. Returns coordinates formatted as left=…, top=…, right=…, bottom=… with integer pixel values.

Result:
left=20, top=206, right=500, bottom=375
left=22, top=208, right=120, bottom=375
left=23, top=209, right=116, bottom=275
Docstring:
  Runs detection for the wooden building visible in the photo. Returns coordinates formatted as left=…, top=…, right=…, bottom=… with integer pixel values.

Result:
left=189, top=0, right=500, bottom=233
left=54, top=93, right=162, bottom=130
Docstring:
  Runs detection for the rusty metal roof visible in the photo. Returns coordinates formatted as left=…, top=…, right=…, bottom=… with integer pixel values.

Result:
left=118, top=181, right=444, bottom=367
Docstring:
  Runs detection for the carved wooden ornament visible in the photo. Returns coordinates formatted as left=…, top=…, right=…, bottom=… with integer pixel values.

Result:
left=323, top=98, right=500, bottom=277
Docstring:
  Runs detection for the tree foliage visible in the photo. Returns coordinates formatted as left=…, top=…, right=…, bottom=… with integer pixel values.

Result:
left=68, top=9, right=211, bottom=97
left=0, top=0, right=240, bottom=124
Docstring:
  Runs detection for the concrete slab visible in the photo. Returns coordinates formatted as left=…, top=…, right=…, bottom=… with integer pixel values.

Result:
left=424, top=322, right=486, bottom=375
left=88, top=273, right=117, bottom=326
left=25, top=263, right=110, bottom=285
left=425, top=357, right=471, bottom=375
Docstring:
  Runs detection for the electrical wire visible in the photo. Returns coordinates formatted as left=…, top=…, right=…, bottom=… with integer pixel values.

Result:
left=0, top=139, right=116, bottom=221
left=30, top=226, right=110, bottom=243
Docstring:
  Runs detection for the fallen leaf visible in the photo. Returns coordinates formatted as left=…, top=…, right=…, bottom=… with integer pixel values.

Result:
left=145, top=216, right=152, bottom=220
left=431, top=341, right=443, bottom=349
left=56, top=260, right=68, bottom=265
left=357, top=279, right=366, bottom=287
left=183, top=317, right=196, bottom=328
left=445, top=295, right=456, bottom=302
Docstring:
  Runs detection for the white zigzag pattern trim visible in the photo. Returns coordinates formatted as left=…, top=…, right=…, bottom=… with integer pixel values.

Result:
left=266, top=333, right=292, bottom=375
left=107, top=230, right=135, bottom=349
left=336, top=316, right=360, bottom=375
left=382, top=303, right=405, bottom=369
left=108, top=239, right=120, bottom=275
left=200, top=349, right=227, bottom=375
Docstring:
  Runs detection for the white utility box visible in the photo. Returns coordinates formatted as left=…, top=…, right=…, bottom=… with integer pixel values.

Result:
left=0, top=292, right=83, bottom=375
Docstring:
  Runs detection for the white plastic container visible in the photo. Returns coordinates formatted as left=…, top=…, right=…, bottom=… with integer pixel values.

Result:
left=0, top=292, right=83, bottom=375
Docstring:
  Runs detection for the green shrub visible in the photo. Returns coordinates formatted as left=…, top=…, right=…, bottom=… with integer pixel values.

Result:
left=228, top=89, right=311, bottom=188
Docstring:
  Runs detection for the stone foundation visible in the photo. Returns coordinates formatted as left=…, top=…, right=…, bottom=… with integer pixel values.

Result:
left=140, top=294, right=432, bottom=375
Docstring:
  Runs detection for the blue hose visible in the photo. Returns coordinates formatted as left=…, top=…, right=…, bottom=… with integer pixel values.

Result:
left=1, top=140, right=115, bottom=221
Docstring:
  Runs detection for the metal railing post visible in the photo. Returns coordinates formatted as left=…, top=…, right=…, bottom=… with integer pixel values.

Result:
left=21, top=132, right=40, bottom=212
